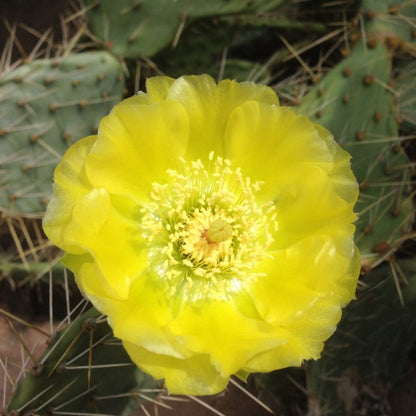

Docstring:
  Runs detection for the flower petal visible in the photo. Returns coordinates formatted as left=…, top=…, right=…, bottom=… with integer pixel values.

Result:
left=145, top=76, right=175, bottom=101
left=224, top=101, right=357, bottom=205
left=104, top=273, right=187, bottom=359
left=43, top=135, right=96, bottom=254
left=62, top=253, right=124, bottom=302
left=249, top=235, right=359, bottom=327
left=169, top=300, right=287, bottom=377
left=122, top=341, right=227, bottom=395
left=274, top=164, right=357, bottom=249
left=314, top=123, right=359, bottom=205
left=243, top=242, right=356, bottom=372
left=60, top=192, right=148, bottom=299
left=44, top=136, right=148, bottom=299
left=85, top=98, right=190, bottom=203
left=242, top=298, right=342, bottom=372
left=166, top=75, right=279, bottom=161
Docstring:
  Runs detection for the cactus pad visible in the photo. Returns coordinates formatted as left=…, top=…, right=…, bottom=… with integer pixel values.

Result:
left=0, top=51, right=125, bottom=215
left=297, top=3, right=415, bottom=269
left=84, top=0, right=287, bottom=59
left=7, top=307, right=162, bottom=415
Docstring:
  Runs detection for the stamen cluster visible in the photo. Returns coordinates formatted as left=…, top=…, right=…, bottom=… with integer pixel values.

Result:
left=141, top=153, right=277, bottom=300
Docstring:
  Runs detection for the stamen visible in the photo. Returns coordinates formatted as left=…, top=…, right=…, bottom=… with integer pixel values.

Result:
left=140, top=154, right=277, bottom=300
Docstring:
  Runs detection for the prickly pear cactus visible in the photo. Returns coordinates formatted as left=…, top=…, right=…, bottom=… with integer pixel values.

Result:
left=152, top=19, right=266, bottom=80
left=6, top=307, right=162, bottom=415
left=0, top=51, right=125, bottom=215
left=297, top=0, right=416, bottom=270
left=84, top=0, right=288, bottom=59
left=395, top=59, right=416, bottom=132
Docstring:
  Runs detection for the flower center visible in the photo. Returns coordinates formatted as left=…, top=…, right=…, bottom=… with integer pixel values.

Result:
left=179, top=208, right=234, bottom=267
left=140, top=153, right=277, bottom=300
left=205, top=219, right=233, bottom=244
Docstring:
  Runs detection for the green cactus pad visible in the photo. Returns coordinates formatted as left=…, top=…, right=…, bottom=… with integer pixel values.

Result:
left=297, top=33, right=414, bottom=270
left=0, top=51, right=125, bottom=215
left=152, top=19, right=273, bottom=81
left=84, top=0, right=287, bottom=59
left=362, top=0, right=416, bottom=44
left=395, top=58, right=416, bottom=132
left=7, top=307, right=162, bottom=415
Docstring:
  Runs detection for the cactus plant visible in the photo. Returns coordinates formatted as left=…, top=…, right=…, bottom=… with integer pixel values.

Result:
left=6, top=307, right=163, bottom=415
left=151, top=19, right=273, bottom=81
left=0, top=51, right=125, bottom=215
left=84, top=0, right=289, bottom=59
left=2, top=0, right=416, bottom=414
left=395, top=58, right=416, bottom=133
left=297, top=0, right=416, bottom=270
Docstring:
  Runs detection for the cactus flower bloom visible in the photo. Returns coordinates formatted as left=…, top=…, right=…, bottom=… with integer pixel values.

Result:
left=43, top=75, right=360, bottom=395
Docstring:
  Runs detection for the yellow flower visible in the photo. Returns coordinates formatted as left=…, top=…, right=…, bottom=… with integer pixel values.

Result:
left=43, top=74, right=360, bottom=395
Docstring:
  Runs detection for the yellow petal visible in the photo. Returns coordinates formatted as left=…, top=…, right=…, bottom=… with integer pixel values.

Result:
left=66, top=186, right=147, bottom=298
left=63, top=253, right=125, bottom=302
left=243, top=298, right=342, bottom=372
left=85, top=99, right=190, bottom=202
left=249, top=235, right=358, bottom=326
left=224, top=101, right=357, bottom=204
left=105, top=273, right=187, bottom=359
left=61, top=191, right=147, bottom=299
left=43, top=135, right=96, bottom=254
left=273, top=164, right=357, bottom=249
left=83, top=197, right=148, bottom=299
left=169, top=300, right=287, bottom=377
left=44, top=135, right=150, bottom=299
left=166, top=75, right=279, bottom=161
left=122, top=341, right=228, bottom=395
left=314, top=123, right=358, bottom=205
left=145, top=76, right=175, bottom=101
